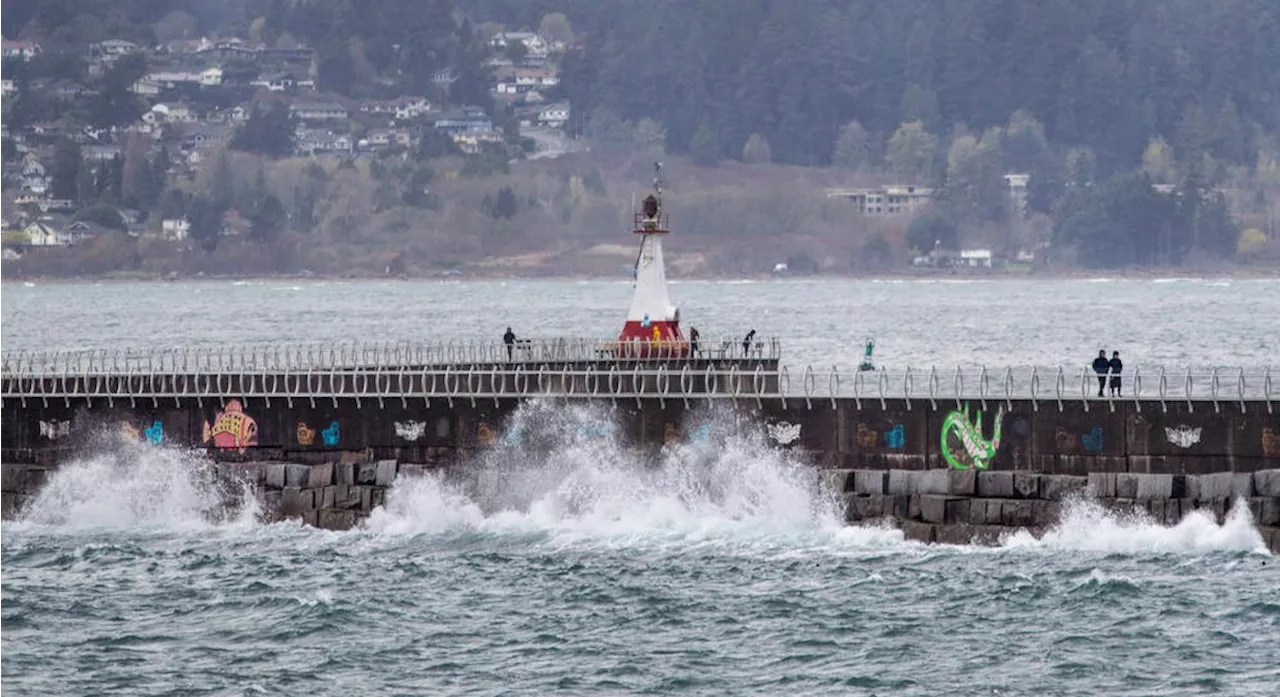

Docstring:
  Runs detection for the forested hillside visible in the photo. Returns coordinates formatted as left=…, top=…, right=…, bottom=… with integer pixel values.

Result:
left=486, top=0, right=1280, bottom=173
left=3, top=0, right=1279, bottom=276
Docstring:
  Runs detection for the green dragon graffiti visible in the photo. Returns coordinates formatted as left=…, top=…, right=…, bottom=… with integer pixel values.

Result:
left=940, top=404, right=1004, bottom=470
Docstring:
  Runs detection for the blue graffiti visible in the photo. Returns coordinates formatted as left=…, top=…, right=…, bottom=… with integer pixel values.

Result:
left=578, top=423, right=615, bottom=439
left=1082, top=426, right=1103, bottom=453
left=690, top=424, right=711, bottom=444
left=322, top=421, right=340, bottom=446
left=884, top=424, right=905, bottom=449
left=501, top=424, right=525, bottom=447
left=144, top=420, right=164, bottom=445
left=641, top=314, right=651, bottom=327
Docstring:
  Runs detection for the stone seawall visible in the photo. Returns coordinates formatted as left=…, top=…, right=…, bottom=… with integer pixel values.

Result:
left=6, top=459, right=1279, bottom=552
left=832, top=468, right=1280, bottom=551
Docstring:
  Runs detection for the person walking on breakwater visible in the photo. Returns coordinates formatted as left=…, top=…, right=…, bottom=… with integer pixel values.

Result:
left=1108, top=351, right=1124, bottom=397
left=689, top=327, right=700, bottom=356
left=743, top=329, right=757, bottom=357
left=503, top=327, right=516, bottom=360
left=1092, top=350, right=1110, bottom=397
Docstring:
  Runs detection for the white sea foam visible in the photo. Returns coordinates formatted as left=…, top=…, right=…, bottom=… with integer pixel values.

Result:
left=13, top=440, right=258, bottom=532
left=364, top=401, right=900, bottom=549
left=1001, top=496, right=1268, bottom=555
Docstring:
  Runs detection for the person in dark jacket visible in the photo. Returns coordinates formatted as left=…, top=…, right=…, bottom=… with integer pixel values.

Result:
left=688, top=327, right=700, bottom=357
left=1108, top=351, right=1123, bottom=397
left=1092, top=350, right=1109, bottom=397
left=743, top=329, right=757, bottom=356
left=503, top=327, right=516, bottom=360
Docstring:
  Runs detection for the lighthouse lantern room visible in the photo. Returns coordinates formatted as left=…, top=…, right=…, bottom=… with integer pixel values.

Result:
left=617, top=163, right=689, bottom=358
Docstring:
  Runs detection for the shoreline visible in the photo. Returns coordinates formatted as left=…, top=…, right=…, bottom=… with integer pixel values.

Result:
left=3, top=266, right=1279, bottom=285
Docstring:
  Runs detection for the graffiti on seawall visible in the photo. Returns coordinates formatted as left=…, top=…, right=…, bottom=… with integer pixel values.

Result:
left=1264, top=428, right=1280, bottom=457
left=1165, top=425, right=1202, bottom=449
left=297, top=422, right=316, bottom=446
left=768, top=421, right=801, bottom=445
left=39, top=420, right=72, bottom=440
left=394, top=420, right=427, bottom=442
left=321, top=421, right=340, bottom=446
left=203, top=399, right=258, bottom=452
left=941, top=404, right=1003, bottom=470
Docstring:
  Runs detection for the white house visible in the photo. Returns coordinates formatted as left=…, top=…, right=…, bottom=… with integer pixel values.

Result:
left=537, top=103, right=570, bottom=128
left=200, top=67, right=224, bottom=86
left=489, top=32, right=549, bottom=60
left=959, top=249, right=993, bottom=267
left=161, top=218, right=190, bottom=241
left=93, top=39, right=141, bottom=57
left=1, top=39, right=41, bottom=61
left=824, top=185, right=934, bottom=216
left=290, top=102, right=349, bottom=121
left=495, top=68, right=559, bottom=95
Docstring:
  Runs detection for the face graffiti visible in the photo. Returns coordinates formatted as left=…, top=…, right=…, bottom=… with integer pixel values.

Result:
left=940, top=404, right=1003, bottom=470
left=39, top=420, right=71, bottom=440
left=1264, top=428, right=1280, bottom=457
left=394, top=420, right=427, bottom=441
left=767, top=421, right=801, bottom=445
left=1165, top=425, right=1202, bottom=449
left=203, top=399, right=258, bottom=452
left=297, top=422, right=316, bottom=446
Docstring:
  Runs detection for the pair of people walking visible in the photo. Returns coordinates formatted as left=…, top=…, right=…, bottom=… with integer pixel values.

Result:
left=1092, top=350, right=1123, bottom=397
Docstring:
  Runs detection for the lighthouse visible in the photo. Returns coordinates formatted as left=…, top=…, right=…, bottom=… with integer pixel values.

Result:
left=617, top=163, right=688, bottom=358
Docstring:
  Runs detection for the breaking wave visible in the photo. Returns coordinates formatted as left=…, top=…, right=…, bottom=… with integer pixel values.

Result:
left=363, top=401, right=899, bottom=548
left=11, top=439, right=258, bottom=532
left=1001, top=496, right=1268, bottom=555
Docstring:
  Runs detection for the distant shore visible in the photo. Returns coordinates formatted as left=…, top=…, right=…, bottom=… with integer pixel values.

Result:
left=3, top=265, right=1278, bottom=284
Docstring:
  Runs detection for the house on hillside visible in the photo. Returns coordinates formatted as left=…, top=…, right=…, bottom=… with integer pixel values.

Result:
left=92, top=39, right=141, bottom=58
left=1, top=39, right=41, bottom=61
left=220, top=208, right=251, bottom=237
left=250, top=71, right=314, bottom=93
left=161, top=217, right=190, bottom=241
left=23, top=218, right=102, bottom=246
left=537, top=103, right=570, bottom=128
left=489, top=31, right=549, bottom=61
left=433, top=106, right=493, bottom=134
left=495, top=67, right=559, bottom=95
left=824, top=185, right=934, bottom=215
left=180, top=124, right=233, bottom=151
left=81, top=144, right=123, bottom=162
left=295, top=128, right=352, bottom=155
left=290, top=101, right=349, bottom=122
left=20, top=155, right=49, bottom=194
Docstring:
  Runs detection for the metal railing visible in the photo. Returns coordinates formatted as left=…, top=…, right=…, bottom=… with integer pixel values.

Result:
left=0, top=337, right=783, bottom=376
left=1, top=360, right=1274, bottom=412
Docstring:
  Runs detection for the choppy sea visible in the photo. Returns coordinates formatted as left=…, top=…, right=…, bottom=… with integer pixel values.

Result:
left=3, top=278, right=1279, bottom=696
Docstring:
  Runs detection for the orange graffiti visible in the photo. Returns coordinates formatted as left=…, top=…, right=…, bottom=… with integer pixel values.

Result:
left=121, top=422, right=142, bottom=443
left=477, top=422, right=495, bottom=446
left=856, top=423, right=878, bottom=449
left=1264, top=428, right=1280, bottom=457
left=664, top=422, right=680, bottom=446
left=297, top=422, right=316, bottom=446
left=1055, top=427, right=1077, bottom=450
left=203, top=399, right=258, bottom=452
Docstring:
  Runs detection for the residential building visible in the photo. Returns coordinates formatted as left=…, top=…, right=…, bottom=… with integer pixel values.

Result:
left=1004, top=173, right=1029, bottom=215
left=20, top=155, right=49, bottom=194
left=250, top=71, right=314, bottom=93
left=81, top=144, right=123, bottom=162
left=92, top=39, right=141, bottom=58
left=2, top=39, right=41, bottom=61
left=161, top=218, right=190, bottom=241
left=450, top=130, right=505, bottom=155
left=290, top=102, right=349, bottom=121
left=489, top=32, right=549, bottom=60
left=537, top=103, right=570, bottom=128
left=959, top=249, right=993, bottom=267
left=144, top=103, right=198, bottom=124
left=433, top=106, right=494, bottom=133
left=295, top=128, right=352, bottom=154
left=220, top=208, right=251, bottom=237
left=824, top=185, right=934, bottom=215
left=495, top=67, right=559, bottom=95
left=1, top=79, right=15, bottom=95
left=180, top=124, right=233, bottom=151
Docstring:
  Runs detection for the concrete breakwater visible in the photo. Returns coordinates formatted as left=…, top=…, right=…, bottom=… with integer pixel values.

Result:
left=833, top=468, right=1280, bottom=552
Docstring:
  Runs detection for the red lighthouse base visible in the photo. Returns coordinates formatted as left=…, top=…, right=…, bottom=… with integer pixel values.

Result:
left=607, top=320, right=690, bottom=359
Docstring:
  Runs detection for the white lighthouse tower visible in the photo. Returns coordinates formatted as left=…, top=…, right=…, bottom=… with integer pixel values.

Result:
left=617, top=163, right=688, bottom=358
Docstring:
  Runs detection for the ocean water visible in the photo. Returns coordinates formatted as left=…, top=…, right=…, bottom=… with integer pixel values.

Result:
left=3, top=278, right=1280, bottom=695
